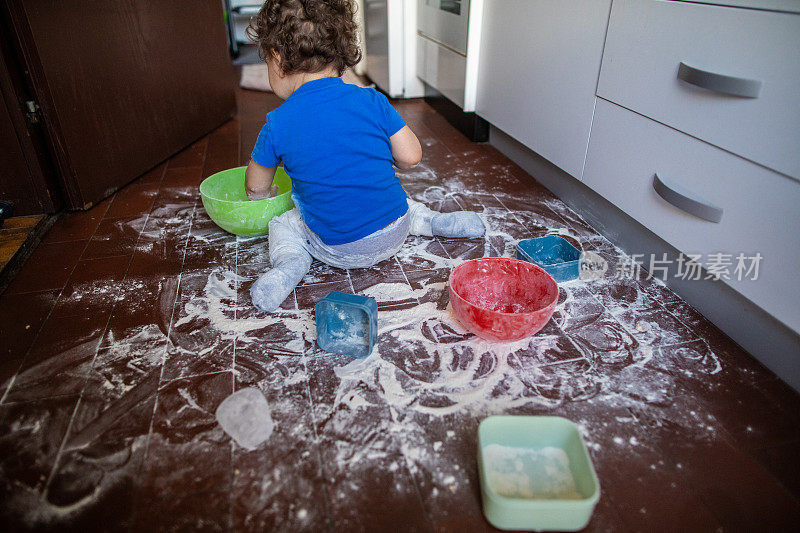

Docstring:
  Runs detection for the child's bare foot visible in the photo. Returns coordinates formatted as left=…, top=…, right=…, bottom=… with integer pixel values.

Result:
left=431, top=212, right=485, bottom=238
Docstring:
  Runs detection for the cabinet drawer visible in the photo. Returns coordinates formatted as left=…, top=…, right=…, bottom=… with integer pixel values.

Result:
left=417, top=34, right=466, bottom=108
left=598, top=0, right=800, bottom=179
left=583, top=99, right=800, bottom=331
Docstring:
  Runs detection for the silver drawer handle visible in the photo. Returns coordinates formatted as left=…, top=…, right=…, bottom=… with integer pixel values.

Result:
left=232, top=6, right=261, bottom=17
left=677, top=62, right=762, bottom=98
left=653, top=173, right=723, bottom=223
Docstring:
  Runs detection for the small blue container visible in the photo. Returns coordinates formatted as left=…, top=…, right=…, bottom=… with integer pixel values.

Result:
left=516, top=236, right=581, bottom=283
left=315, top=291, right=378, bottom=358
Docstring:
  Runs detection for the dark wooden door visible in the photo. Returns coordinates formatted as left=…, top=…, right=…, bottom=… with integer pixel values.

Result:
left=5, top=0, right=237, bottom=209
left=0, top=86, right=54, bottom=215
left=0, top=87, right=52, bottom=215
left=0, top=11, right=57, bottom=216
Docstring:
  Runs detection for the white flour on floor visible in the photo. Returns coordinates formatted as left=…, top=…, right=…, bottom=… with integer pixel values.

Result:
left=483, top=444, right=581, bottom=500
left=101, top=171, right=725, bottom=484
left=8, top=169, right=726, bottom=526
left=172, top=176, right=723, bottom=433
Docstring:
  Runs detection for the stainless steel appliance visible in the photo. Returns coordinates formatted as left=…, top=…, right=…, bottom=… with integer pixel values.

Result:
left=363, top=0, right=424, bottom=98
left=416, top=0, right=484, bottom=111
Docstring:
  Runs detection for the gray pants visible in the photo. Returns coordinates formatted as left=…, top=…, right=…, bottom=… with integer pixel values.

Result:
left=251, top=198, right=484, bottom=311
left=250, top=200, right=439, bottom=311
left=267, top=199, right=439, bottom=272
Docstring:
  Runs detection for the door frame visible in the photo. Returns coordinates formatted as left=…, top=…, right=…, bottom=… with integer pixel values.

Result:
left=0, top=0, right=62, bottom=215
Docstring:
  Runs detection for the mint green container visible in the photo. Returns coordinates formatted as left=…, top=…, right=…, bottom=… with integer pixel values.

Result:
left=199, top=166, right=294, bottom=236
left=477, top=416, right=600, bottom=531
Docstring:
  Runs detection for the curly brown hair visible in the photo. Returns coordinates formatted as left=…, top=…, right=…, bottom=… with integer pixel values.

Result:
left=246, top=0, right=362, bottom=76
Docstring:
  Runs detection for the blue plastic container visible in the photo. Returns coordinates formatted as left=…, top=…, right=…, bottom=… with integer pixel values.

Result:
left=516, top=236, right=581, bottom=283
left=315, top=291, right=378, bottom=358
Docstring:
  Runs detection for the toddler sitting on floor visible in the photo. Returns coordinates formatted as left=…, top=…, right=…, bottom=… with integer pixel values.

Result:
left=245, top=0, right=484, bottom=312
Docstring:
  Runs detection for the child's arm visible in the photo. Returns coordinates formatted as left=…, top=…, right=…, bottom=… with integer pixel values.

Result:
left=390, top=126, right=423, bottom=170
left=245, top=159, right=279, bottom=200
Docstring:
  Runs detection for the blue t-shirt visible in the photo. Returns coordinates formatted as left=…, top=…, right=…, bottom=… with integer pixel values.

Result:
left=251, top=77, right=409, bottom=245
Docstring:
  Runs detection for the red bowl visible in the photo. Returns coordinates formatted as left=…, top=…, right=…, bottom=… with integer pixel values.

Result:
left=448, top=257, right=559, bottom=341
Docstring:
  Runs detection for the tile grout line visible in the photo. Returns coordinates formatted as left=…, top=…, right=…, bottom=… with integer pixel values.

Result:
left=127, top=146, right=206, bottom=523
left=131, top=218, right=190, bottom=501
left=394, top=255, right=421, bottom=307
left=493, top=193, right=527, bottom=230
left=386, top=186, right=461, bottom=526
left=41, top=163, right=168, bottom=497
left=300, top=238, right=373, bottom=525
left=299, top=319, right=334, bottom=531
left=539, top=356, right=590, bottom=368
left=383, top=402, right=435, bottom=528
left=154, top=367, right=230, bottom=387
left=138, top=191, right=200, bottom=454
left=603, top=290, right=705, bottom=351
left=476, top=193, right=503, bottom=257
left=567, top=278, right=705, bottom=363
left=647, top=294, right=709, bottom=349
left=229, top=215, right=240, bottom=531
left=0, top=199, right=114, bottom=406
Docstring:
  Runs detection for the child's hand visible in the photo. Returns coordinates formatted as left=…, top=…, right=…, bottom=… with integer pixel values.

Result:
left=246, top=184, right=280, bottom=201
left=245, top=159, right=278, bottom=200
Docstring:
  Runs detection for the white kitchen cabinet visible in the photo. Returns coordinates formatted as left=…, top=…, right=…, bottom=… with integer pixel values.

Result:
left=598, top=0, right=800, bottom=179
left=584, top=0, right=800, bottom=334
left=475, top=0, right=612, bottom=178
left=583, top=99, right=800, bottom=332
left=481, top=0, right=800, bottom=385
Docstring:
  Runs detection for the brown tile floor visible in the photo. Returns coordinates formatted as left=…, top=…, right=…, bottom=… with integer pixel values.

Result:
left=0, top=215, right=50, bottom=299
left=1, top=87, right=800, bottom=532
left=0, top=216, right=45, bottom=271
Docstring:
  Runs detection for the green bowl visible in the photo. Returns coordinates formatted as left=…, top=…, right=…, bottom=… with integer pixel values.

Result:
left=477, top=416, right=601, bottom=531
left=199, top=166, right=294, bottom=236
